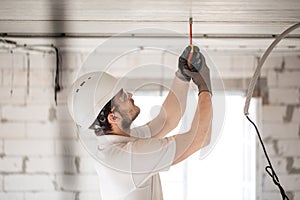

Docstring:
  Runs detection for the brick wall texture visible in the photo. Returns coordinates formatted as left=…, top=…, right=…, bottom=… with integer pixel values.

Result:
left=261, top=55, right=300, bottom=200
left=0, top=51, right=101, bottom=200
left=0, top=50, right=299, bottom=199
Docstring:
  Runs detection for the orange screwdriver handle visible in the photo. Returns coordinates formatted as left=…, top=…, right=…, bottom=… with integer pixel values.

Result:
left=187, top=17, right=193, bottom=68
left=187, top=44, right=194, bottom=68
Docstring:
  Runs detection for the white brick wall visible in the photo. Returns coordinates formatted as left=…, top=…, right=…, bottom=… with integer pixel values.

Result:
left=61, top=69, right=80, bottom=88
left=267, top=70, right=278, bottom=87
left=277, top=140, right=300, bottom=156
left=0, top=50, right=299, bottom=199
left=56, top=88, right=70, bottom=104
left=0, top=122, right=26, bottom=139
left=4, top=175, right=55, bottom=191
left=26, top=157, right=76, bottom=174
left=268, top=88, right=299, bottom=104
left=0, top=157, right=23, bottom=173
left=55, top=105, right=74, bottom=122
left=55, top=175, right=99, bottom=191
left=79, top=157, right=97, bottom=173
left=29, top=53, right=56, bottom=69
left=78, top=192, right=102, bottom=200
left=285, top=55, right=300, bottom=69
left=4, top=140, right=55, bottom=156
left=262, top=192, right=286, bottom=200
left=2, top=69, right=27, bottom=87
left=2, top=105, right=50, bottom=121
left=0, top=175, right=3, bottom=190
left=26, top=122, right=77, bottom=139
left=0, top=50, right=96, bottom=200
left=277, top=71, right=300, bottom=87
left=25, top=191, right=76, bottom=200
left=0, top=192, right=24, bottom=200
left=30, top=69, right=54, bottom=87
left=262, top=123, right=299, bottom=140
left=61, top=52, right=82, bottom=70
left=0, top=140, right=3, bottom=155
left=293, top=157, right=300, bottom=169
left=262, top=105, right=286, bottom=122
left=263, top=143, right=278, bottom=156
left=293, top=107, right=300, bottom=122
left=263, top=174, right=300, bottom=191
left=26, top=88, right=54, bottom=104
left=55, top=139, right=89, bottom=156
left=0, top=53, right=25, bottom=69
left=261, top=55, right=300, bottom=200
left=263, top=56, right=283, bottom=70
left=294, top=192, right=300, bottom=200
left=0, top=87, right=25, bottom=104
left=262, top=157, right=287, bottom=174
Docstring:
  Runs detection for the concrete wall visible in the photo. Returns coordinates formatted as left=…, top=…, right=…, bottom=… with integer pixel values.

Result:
left=0, top=49, right=299, bottom=199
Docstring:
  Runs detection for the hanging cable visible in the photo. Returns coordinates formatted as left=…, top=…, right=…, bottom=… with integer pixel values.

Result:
left=26, top=53, right=30, bottom=96
left=244, top=22, right=300, bottom=200
left=52, top=45, right=61, bottom=105
left=10, top=50, right=14, bottom=96
left=0, top=38, right=61, bottom=105
left=246, top=115, right=289, bottom=200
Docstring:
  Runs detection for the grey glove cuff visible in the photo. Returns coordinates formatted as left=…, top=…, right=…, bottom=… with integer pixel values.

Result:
left=183, top=69, right=212, bottom=95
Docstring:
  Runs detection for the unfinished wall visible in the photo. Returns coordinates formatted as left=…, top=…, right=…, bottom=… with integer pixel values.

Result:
left=262, top=55, right=300, bottom=200
left=0, top=49, right=299, bottom=200
left=0, top=51, right=101, bottom=200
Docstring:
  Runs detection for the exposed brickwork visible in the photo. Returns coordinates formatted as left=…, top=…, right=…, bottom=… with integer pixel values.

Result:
left=0, top=51, right=99, bottom=199
left=0, top=51, right=299, bottom=200
left=261, top=55, right=300, bottom=200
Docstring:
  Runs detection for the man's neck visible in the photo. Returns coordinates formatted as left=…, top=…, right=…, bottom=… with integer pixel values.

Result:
left=111, top=125, right=130, bottom=137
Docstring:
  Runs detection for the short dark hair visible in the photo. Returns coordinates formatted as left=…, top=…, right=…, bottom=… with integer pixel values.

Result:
left=91, top=100, right=113, bottom=136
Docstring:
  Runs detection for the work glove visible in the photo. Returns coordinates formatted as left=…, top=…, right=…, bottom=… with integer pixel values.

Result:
left=182, top=46, right=212, bottom=95
left=176, top=45, right=202, bottom=82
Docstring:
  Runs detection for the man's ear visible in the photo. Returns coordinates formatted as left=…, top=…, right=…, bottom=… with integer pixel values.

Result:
left=107, top=113, right=118, bottom=124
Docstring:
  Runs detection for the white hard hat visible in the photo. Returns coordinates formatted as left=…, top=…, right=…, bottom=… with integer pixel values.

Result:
left=68, top=71, right=123, bottom=130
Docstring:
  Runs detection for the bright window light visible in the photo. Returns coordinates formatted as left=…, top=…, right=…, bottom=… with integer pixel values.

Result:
left=133, top=92, right=257, bottom=200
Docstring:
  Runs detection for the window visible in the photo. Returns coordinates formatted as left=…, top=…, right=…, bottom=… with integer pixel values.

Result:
left=133, top=92, right=257, bottom=200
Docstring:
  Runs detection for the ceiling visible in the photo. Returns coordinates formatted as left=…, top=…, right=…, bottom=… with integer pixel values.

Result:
left=0, top=0, right=300, bottom=52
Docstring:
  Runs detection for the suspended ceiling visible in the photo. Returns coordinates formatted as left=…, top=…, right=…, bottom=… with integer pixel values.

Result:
left=0, top=0, right=300, bottom=52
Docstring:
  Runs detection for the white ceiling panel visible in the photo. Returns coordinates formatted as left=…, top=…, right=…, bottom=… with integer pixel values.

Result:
left=0, top=0, right=300, bottom=51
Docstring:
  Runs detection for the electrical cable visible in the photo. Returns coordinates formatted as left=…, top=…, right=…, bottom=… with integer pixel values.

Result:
left=244, top=22, right=300, bottom=200
left=52, top=45, right=61, bottom=105
left=10, top=50, right=14, bottom=96
left=244, top=22, right=300, bottom=115
left=0, top=38, right=61, bottom=105
left=246, top=115, right=289, bottom=200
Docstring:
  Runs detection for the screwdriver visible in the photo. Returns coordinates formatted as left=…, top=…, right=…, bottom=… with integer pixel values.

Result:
left=187, top=17, right=194, bottom=68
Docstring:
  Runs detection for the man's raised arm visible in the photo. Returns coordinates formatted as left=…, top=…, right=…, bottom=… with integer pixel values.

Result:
left=147, top=46, right=198, bottom=138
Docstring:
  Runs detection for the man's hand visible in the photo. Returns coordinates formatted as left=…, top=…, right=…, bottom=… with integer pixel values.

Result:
left=182, top=46, right=212, bottom=95
left=175, top=45, right=212, bottom=94
left=176, top=45, right=202, bottom=82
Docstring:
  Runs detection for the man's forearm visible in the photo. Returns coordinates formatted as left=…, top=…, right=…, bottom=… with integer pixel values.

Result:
left=190, top=92, right=213, bottom=148
left=173, top=91, right=212, bottom=164
left=162, top=76, right=189, bottom=125
left=149, top=76, right=189, bottom=138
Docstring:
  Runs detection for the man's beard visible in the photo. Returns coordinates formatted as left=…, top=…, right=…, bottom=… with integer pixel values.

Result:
left=120, top=106, right=140, bottom=131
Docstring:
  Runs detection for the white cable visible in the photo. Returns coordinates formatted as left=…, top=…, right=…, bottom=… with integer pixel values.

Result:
left=244, top=22, right=300, bottom=115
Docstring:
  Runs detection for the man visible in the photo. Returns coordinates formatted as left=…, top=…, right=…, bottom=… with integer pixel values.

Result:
left=68, top=45, right=213, bottom=200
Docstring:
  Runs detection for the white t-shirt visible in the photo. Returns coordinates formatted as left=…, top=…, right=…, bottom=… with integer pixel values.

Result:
left=94, top=125, right=176, bottom=200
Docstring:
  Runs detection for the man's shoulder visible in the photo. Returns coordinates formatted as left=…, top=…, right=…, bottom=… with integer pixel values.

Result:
left=130, top=124, right=151, bottom=138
